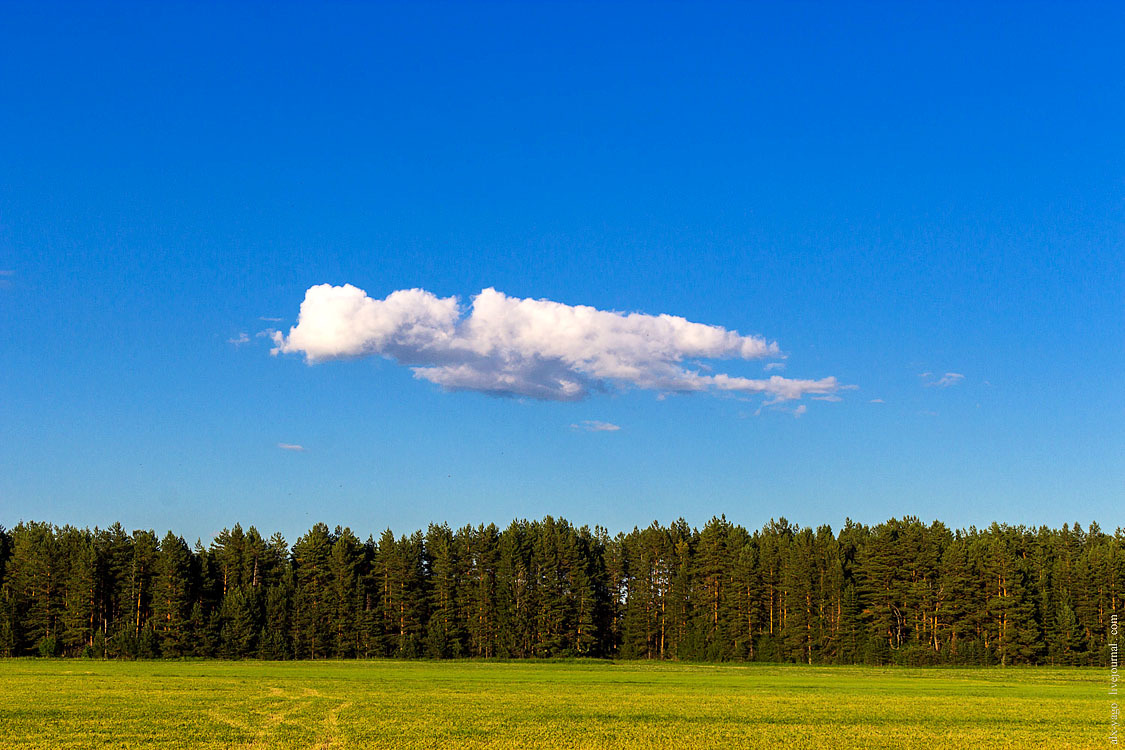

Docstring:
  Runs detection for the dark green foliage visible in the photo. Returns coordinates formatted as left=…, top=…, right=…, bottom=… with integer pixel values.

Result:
left=376, top=529, right=427, bottom=658
left=291, top=523, right=334, bottom=659
left=124, top=530, right=159, bottom=656
left=459, top=524, right=500, bottom=658
left=58, top=526, right=99, bottom=654
left=219, top=586, right=259, bottom=658
left=3, top=522, right=61, bottom=654
left=258, top=571, right=294, bottom=660
left=152, top=532, right=193, bottom=656
left=0, top=516, right=1119, bottom=664
left=425, top=523, right=464, bottom=659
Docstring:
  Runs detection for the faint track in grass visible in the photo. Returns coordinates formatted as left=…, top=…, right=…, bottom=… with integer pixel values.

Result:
left=209, top=686, right=314, bottom=750
left=320, top=699, right=354, bottom=749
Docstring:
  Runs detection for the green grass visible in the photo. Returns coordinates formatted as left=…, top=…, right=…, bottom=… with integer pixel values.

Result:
left=0, top=659, right=1106, bottom=748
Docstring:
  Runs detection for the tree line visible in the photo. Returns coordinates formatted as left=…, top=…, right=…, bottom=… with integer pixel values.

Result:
left=0, top=516, right=1116, bottom=665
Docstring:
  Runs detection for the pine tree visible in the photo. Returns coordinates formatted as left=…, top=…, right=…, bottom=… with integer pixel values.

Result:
left=856, top=519, right=911, bottom=658
left=693, top=516, right=735, bottom=660
left=572, top=525, right=603, bottom=657
left=152, top=532, right=193, bottom=657
left=425, top=523, right=464, bottom=658
left=376, top=529, right=427, bottom=657
left=219, top=586, right=259, bottom=658
left=328, top=526, right=362, bottom=658
left=58, top=527, right=98, bottom=656
left=291, top=523, right=333, bottom=659
left=125, top=530, right=160, bottom=654
left=356, top=536, right=381, bottom=659
left=240, top=526, right=268, bottom=591
left=459, top=524, right=499, bottom=658
left=755, top=518, right=794, bottom=660
left=983, top=527, right=1041, bottom=665
left=3, top=522, right=62, bottom=654
left=495, top=521, right=534, bottom=658
left=211, top=525, right=246, bottom=597
left=782, top=528, right=816, bottom=664
left=619, top=525, right=661, bottom=659
left=189, top=541, right=221, bottom=657
left=813, top=525, right=845, bottom=663
left=97, top=523, right=134, bottom=657
left=259, top=569, right=294, bottom=660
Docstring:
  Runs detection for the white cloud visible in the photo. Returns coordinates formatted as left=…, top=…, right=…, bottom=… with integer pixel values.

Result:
left=793, top=404, right=807, bottom=417
left=924, top=372, right=964, bottom=388
left=228, top=332, right=250, bottom=346
left=764, top=361, right=785, bottom=371
left=277, top=443, right=305, bottom=452
left=870, top=398, right=885, bottom=404
left=260, top=316, right=284, bottom=322
left=571, top=420, right=621, bottom=432
left=273, top=284, right=846, bottom=403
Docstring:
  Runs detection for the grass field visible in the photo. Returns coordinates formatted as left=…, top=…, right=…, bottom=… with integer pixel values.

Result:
left=0, top=659, right=1105, bottom=749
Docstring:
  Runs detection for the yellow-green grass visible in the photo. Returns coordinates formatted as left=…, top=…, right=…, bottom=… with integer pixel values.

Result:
left=0, top=659, right=1106, bottom=749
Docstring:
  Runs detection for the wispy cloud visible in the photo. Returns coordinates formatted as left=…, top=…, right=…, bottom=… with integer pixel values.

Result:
left=923, top=372, right=964, bottom=388
left=869, top=398, right=885, bottom=404
left=793, top=404, right=807, bottom=417
left=277, top=443, right=305, bottom=452
left=0, top=269, right=12, bottom=289
left=228, top=332, right=250, bottom=346
left=272, top=284, right=847, bottom=404
left=571, top=420, right=621, bottom=432
left=764, top=362, right=785, bottom=371
left=259, top=316, right=283, bottom=322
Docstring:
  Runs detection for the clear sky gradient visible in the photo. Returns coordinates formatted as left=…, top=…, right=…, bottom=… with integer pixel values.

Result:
left=1, top=2, right=1122, bottom=544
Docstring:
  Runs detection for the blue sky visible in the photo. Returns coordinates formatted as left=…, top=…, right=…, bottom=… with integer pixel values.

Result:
left=1, top=2, right=1122, bottom=544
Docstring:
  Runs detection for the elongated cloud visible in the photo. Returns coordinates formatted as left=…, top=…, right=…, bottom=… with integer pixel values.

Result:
left=272, top=285, right=845, bottom=403
left=923, top=372, right=965, bottom=388
left=572, top=420, right=621, bottom=432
